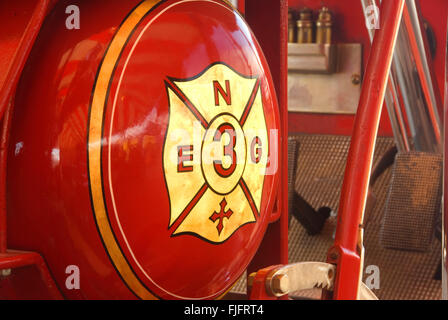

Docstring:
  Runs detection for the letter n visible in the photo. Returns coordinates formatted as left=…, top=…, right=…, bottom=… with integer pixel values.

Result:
left=213, top=80, right=231, bottom=106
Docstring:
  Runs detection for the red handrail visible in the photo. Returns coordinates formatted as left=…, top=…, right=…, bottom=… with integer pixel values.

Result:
left=0, top=0, right=54, bottom=253
left=0, top=0, right=62, bottom=300
left=326, top=0, right=405, bottom=300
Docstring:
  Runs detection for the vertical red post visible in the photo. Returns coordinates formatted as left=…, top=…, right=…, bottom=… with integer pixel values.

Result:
left=0, top=0, right=53, bottom=253
left=443, top=21, right=448, bottom=300
left=245, top=0, right=289, bottom=278
left=0, top=103, right=12, bottom=253
left=327, top=0, right=405, bottom=299
left=237, top=0, right=245, bottom=15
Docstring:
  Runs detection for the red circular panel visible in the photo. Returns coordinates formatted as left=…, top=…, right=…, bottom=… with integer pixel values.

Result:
left=91, top=0, right=280, bottom=299
left=8, top=0, right=279, bottom=300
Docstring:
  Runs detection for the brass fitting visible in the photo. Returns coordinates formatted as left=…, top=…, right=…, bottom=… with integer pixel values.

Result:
left=296, top=8, right=313, bottom=44
left=316, top=7, right=333, bottom=44
left=288, top=9, right=297, bottom=43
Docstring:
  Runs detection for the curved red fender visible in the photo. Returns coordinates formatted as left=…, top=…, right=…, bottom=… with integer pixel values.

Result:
left=7, top=0, right=280, bottom=299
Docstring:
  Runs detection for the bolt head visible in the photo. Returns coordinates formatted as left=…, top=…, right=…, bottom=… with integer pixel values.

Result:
left=351, top=74, right=361, bottom=85
left=271, top=274, right=290, bottom=295
left=1, top=269, right=12, bottom=277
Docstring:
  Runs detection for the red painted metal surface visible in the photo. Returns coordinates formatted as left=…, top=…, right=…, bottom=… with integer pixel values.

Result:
left=0, top=0, right=55, bottom=253
left=5, top=0, right=443, bottom=301
left=237, top=0, right=245, bottom=14
left=0, top=0, right=62, bottom=300
left=0, top=250, right=62, bottom=299
left=5, top=0, right=281, bottom=300
left=245, top=0, right=289, bottom=290
left=326, top=0, right=404, bottom=300
left=0, top=0, right=55, bottom=126
left=444, top=21, right=448, bottom=297
left=247, top=264, right=283, bottom=300
left=0, top=102, right=12, bottom=254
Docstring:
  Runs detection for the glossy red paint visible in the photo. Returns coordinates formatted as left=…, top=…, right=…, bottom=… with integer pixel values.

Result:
left=326, top=0, right=404, bottom=300
left=0, top=0, right=55, bottom=253
left=6, top=0, right=280, bottom=300
left=0, top=101, right=12, bottom=253
left=0, top=0, right=55, bottom=127
left=0, top=250, right=62, bottom=299
left=247, top=264, right=283, bottom=300
left=245, top=0, right=289, bottom=290
left=0, top=0, right=63, bottom=299
left=444, top=22, right=448, bottom=296
left=237, top=0, right=245, bottom=14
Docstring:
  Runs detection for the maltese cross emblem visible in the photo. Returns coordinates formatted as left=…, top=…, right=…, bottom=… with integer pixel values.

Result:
left=163, top=63, right=269, bottom=243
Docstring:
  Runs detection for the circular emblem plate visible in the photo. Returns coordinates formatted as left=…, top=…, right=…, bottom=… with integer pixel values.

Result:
left=201, top=112, right=247, bottom=196
left=88, top=0, right=279, bottom=299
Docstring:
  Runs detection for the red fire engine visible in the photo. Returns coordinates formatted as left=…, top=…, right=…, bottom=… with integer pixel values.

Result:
left=0, top=0, right=446, bottom=300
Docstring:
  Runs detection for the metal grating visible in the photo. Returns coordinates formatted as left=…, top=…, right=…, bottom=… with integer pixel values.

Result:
left=380, top=152, right=442, bottom=252
left=231, top=134, right=441, bottom=300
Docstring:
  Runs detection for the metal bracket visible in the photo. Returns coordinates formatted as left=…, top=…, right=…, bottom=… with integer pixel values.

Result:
left=248, top=262, right=378, bottom=300
left=288, top=43, right=362, bottom=114
left=288, top=43, right=337, bottom=74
